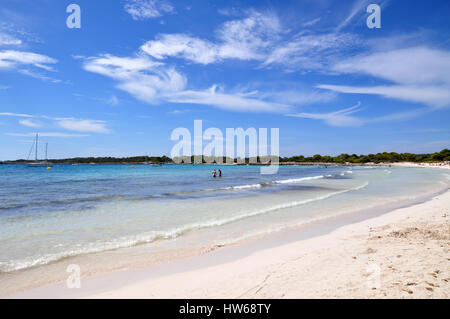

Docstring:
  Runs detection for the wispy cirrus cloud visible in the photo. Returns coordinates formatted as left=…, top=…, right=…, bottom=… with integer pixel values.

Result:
left=287, top=102, right=364, bottom=127
left=332, top=47, right=450, bottom=86
left=0, top=32, right=21, bottom=46
left=82, top=54, right=186, bottom=104
left=288, top=103, right=430, bottom=127
left=79, top=11, right=338, bottom=113
left=57, top=119, right=110, bottom=134
left=141, top=10, right=281, bottom=64
left=317, top=84, right=450, bottom=109
left=335, top=0, right=372, bottom=32
left=81, top=53, right=293, bottom=113
left=302, top=17, right=321, bottom=28
left=140, top=10, right=359, bottom=73
left=105, top=95, right=119, bottom=106
left=261, top=32, right=360, bottom=71
left=6, top=132, right=89, bottom=138
left=79, top=7, right=447, bottom=124
left=124, top=0, right=174, bottom=20
left=0, top=50, right=59, bottom=82
left=19, top=118, right=41, bottom=128
left=74, top=93, right=120, bottom=106
left=0, top=50, right=56, bottom=70
left=18, top=69, right=61, bottom=83
left=0, top=112, right=111, bottom=134
left=319, top=46, right=450, bottom=108
left=168, top=86, right=291, bottom=113
left=0, top=20, right=58, bottom=82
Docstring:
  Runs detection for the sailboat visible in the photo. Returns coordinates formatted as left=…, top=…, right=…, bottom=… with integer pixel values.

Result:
left=27, top=134, right=51, bottom=167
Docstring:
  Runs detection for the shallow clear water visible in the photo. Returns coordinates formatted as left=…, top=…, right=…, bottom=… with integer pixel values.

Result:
left=0, top=164, right=448, bottom=272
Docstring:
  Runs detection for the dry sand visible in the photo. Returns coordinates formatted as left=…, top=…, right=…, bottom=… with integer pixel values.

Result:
left=83, top=190, right=449, bottom=299
left=390, top=162, right=450, bottom=170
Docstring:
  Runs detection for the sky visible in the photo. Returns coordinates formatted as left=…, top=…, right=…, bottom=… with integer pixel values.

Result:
left=0, top=0, right=449, bottom=160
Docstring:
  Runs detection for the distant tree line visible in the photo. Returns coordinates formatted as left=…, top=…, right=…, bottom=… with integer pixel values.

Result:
left=280, top=149, right=450, bottom=164
left=48, top=156, right=172, bottom=164
left=2, top=149, right=449, bottom=164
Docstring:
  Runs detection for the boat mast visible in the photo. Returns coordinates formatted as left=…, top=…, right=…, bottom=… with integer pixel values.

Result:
left=45, top=143, right=48, bottom=163
left=35, top=133, right=38, bottom=162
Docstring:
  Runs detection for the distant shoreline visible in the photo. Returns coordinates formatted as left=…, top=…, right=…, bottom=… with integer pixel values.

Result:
left=1, top=148, right=448, bottom=166
left=1, top=161, right=449, bottom=168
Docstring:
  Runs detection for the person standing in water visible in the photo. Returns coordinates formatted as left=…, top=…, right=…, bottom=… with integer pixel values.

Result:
left=212, top=169, right=216, bottom=178
left=218, top=169, right=222, bottom=177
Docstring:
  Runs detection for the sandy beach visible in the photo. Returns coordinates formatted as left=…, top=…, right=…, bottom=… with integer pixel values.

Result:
left=89, top=191, right=450, bottom=299
left=10, top=184, right=449, bottom=299
left=390, top=162, right=450, bottom=170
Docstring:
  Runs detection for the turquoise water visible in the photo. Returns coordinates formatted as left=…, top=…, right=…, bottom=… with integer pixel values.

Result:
left=0, top=164, right=448, bottom=272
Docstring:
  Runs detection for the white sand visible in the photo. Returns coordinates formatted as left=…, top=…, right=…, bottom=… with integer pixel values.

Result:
left=390, top=162, right=450, bottom=170
left=82, top=190, right=449, bottom=299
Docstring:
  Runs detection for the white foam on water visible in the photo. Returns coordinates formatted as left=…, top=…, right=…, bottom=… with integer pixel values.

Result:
left=272, top=175, right=325, bottom=184
left=0, top=181, right=369, bottom=273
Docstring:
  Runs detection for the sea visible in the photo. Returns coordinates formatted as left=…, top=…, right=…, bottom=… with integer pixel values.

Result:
left=0, top=163, right=448, bottom=274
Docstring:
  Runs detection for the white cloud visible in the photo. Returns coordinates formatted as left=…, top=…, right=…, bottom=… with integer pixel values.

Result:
left=168, top=109, right=189, bottom=115
left=74, top=93, right=120, bottom=106
left=369, top=108, right=428, bottom=123
left=57, top=119, right=111, bottom=134
left=302, top=18, right=321, bottom=27
left=262, top=32, right=359, bottom=70
left=287, top=102, right=363, bottom=127
left=288, top=102, right=430, bottom=127
left=125, top=0, right=174, bottom=20
left=139, top=10, right=360, bottom=73
left=141, top=11, right=281, bottom=64
left=332, top=47, right=450, bottom=85
left=217, top=10, right=281, bottom=61
left=131, top=10, right=359, bottom=74
left=0, top=112, right=34, bottom=117
left=18, top=69, right=61, bottom=83
left=0, top=50, right=57, bottom=70
left=0, top=50, right=59, bottom=82
left=141, top=34, right=219, bottom=64
left=168, top=86, right=291, bottom=113
left=335, top=0, right=371, bottom=32
left=80, top=53, right=296, bottom=113
left=319, top=46, right=450, bottom=108
left=6, top=132, right=89, bottom=138
left=19, top=119, right=41, bottom=128
left=82, top=54, right=186, bottom=104
left=106, top=95, right=119, bottom=106
left=0, top=32, right=22, bottom=46
left=0, top=112, right=111, bottom=134
left=317, top=84, right=450, bottom=109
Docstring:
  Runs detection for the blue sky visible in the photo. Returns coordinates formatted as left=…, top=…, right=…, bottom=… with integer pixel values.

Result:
left=0, top=0, right=449, bottom=160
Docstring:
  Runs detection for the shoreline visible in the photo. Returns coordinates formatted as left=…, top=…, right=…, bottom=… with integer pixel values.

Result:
left=7, top=186, right=449, bottom=298
left=1, top=162, right=449, bottom=168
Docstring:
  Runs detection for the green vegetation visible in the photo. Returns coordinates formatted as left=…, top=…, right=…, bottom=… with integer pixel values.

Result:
left=1, top=149, right=448, bottom=165
left=280, top=149, right=450, bottom=164
left=44, top=156, right=171, bottom=164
